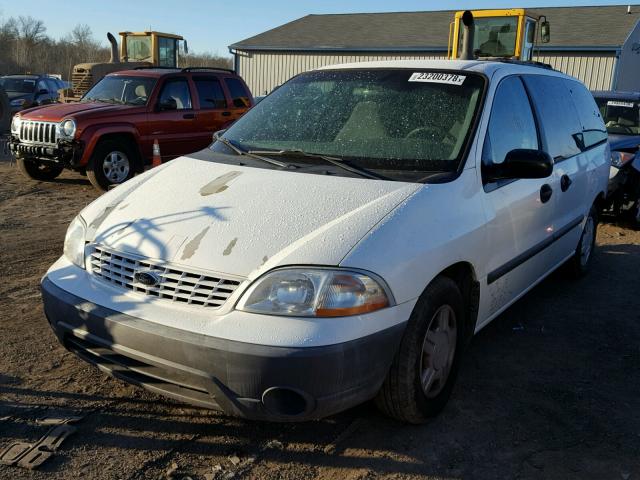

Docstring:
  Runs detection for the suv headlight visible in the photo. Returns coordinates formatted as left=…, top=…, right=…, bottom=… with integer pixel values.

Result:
left=11, top=115, right=21, bottom=134
left=58, top=119, right=76, bottom=138
left=611, top=151, right=635, bottom=168
left=63, top=215, right=87, bottom=268
left=236, top=268, right=392, bottom=317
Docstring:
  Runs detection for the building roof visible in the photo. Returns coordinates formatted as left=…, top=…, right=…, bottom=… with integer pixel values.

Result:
left=230, top=5, right=640, bottom=52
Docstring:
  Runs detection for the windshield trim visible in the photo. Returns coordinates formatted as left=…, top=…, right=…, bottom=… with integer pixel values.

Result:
left=225, top=68, right=489, bottom=183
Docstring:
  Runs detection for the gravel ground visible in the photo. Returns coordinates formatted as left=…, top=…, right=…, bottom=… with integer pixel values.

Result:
left=0, top=157, right=639, bottom=480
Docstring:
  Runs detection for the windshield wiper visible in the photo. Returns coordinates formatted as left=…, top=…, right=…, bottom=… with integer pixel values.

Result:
left=247, top=149, right=388, bottom=180
left=213, top=133, right=293, bottom=168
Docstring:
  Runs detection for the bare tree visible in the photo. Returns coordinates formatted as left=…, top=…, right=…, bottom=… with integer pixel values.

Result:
left=17, top=16, right=46, bottom=43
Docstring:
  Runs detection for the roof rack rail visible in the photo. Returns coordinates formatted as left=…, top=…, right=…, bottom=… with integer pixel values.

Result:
left=133, top=66, right=180, bottom=70
left=181, top=67, right=235, bottom=74
left=479, top=58, right=554, bottom=70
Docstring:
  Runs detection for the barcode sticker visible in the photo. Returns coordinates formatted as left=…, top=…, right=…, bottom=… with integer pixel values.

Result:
left=607, top=101, right=634, bottom=108
left=409, top=72, right=466, bottom=85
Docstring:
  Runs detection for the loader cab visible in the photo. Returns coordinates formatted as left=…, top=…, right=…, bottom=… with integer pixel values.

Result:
left=120, top=31, right=186, bottom=68
left=449, top=9, right=549, bottom=61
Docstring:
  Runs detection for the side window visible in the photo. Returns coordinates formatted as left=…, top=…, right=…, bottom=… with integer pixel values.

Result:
left=522, top=75, right=583, bottom=159
left=565, top=80, right=608, bottom=149
left=224, top=78, right=251, bottom=108
left=193, top=77, right=227, bottom=109
left=482, top=76, right=538, bottom=166
left=36, top=79, right=48, bottom=93
left=46, top=78, right=59, bottom=94
left=158, top=78, right=192, bottom=110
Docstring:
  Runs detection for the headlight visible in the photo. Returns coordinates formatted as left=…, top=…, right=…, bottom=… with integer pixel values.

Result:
left=611, top=151, right=635, bottom=168
left=63, top=215, right=87, bottom=268
left=10, top=115, right=21, bottom=133
left=236, top=268, right=392, bottom=317
left=10, top=98, right=26, bottom=107
left=59, top=119, right=76, bottom=138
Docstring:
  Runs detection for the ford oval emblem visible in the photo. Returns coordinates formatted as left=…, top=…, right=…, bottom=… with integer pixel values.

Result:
left=134, top=270, right=160, bottom=287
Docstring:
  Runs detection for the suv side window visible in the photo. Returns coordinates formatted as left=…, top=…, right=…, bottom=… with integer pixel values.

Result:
left=45, top=78, right=59, bottom=94
left=193, top=77, right=227, bottom=109
left=224, top=78, right=251, bottom=108
left=522, top=75, right=583, bottom=160
left=158, top=78, right=192, bottom=110
left=482, top=76, right=538, bottom=167
left=564, top=79, right=607, bottom=150
left=37, top=79, right=48, bottom=93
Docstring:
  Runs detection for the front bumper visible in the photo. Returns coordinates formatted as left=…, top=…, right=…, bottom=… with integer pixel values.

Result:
left=10, top=137, right=82, bottom=166
left=41, top=276, right=406, bottom=421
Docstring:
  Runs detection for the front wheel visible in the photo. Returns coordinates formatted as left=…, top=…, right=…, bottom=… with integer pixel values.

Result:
left=567, top=205, right=598, bottom=277
left=375, top=276, right=465, bottom=424
left=16, top=157, right=64, bottom=181
left=87, top=139, right=135, bottom=191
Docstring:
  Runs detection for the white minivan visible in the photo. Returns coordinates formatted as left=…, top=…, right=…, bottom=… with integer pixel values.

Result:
left=42, top=60, right=609, bottom=423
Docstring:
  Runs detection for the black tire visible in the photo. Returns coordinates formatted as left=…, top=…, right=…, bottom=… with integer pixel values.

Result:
left=87, top=139, right=136, bottom=192
left=567, top=205, right=598, bottom=277
left=16, top=157, right=64, bottom=181
left=376, top=276, right=465, bottom=424
left=0, top=87, right=10, bottom=133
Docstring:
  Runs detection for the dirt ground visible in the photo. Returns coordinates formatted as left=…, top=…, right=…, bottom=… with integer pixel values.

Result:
left=0, top=155, right=639, bottom=480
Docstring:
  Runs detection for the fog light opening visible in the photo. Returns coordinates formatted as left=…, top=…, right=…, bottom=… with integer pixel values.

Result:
left=262, top=387, right=310, bottom=417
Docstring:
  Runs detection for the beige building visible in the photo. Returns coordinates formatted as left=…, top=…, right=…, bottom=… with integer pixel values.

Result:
left=229, top=5, right=640, bottom=95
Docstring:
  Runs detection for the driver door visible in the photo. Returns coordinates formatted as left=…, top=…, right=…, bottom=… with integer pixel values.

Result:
left=479, top=75, right=557, bottom=321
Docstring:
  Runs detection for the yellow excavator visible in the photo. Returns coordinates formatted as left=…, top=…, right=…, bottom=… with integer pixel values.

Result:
left=62, top=31, right=186, bottom=102
left=448, top=9, right=550, bottom=61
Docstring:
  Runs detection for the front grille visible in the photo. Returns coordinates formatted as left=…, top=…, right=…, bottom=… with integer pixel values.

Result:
left=89, top=246, right=243, bottom=309
left=18, top=121, right=57, bottom=145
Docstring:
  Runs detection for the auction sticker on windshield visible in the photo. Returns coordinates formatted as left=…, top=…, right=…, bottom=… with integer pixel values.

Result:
left=408, top=72, right=466, bottom=85
left=607, top=101, right=635, bottom=108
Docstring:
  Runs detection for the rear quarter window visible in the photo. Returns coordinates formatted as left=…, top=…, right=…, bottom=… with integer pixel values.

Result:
left=523, top=75, right=583, bottom=160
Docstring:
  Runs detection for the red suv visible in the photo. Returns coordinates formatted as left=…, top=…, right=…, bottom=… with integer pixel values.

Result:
left=9, top=67, right=253, bottom=190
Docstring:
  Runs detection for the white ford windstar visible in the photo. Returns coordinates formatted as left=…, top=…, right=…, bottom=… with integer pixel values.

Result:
left=42, top=59, right=609, bottom=423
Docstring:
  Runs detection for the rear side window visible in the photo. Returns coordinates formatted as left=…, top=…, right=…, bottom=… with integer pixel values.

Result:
left=522, top=75, right=583, bottom=160
left=482, top=76, right=538, bottom=166
left=565, top=80, right=607, bottom=149
left=158, top=78, right=192, bottom=110
left=224, top=78, right=251, bottom=108
left=193, top=77, right=227, bottom=109
left=45, top=78, right=59, bottom=93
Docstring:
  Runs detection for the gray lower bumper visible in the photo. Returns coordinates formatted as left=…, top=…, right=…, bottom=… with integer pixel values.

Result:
left=41, top=277, right=406, bottom=421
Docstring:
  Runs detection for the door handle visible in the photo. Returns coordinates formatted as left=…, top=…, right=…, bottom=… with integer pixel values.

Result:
left=222, top=111, right=231, bottom=117
left=183, top=113, right=195, bottom=119
left=560, top=174, right=573, bottom=192
left=540, top=184, right=553, bottom=203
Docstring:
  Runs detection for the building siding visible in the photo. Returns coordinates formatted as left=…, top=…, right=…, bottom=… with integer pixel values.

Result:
left=237, top=50, right=618, bottom=95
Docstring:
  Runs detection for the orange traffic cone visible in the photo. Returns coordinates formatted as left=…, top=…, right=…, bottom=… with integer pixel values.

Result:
left=151, top=139, right=162, bottom=167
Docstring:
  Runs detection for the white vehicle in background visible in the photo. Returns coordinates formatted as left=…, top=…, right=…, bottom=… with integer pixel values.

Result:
left=41, top=59, right=609, bottom=423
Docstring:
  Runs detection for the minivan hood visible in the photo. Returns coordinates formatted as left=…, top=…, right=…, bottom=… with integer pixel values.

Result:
left=83, top=157, right=421, bottom=279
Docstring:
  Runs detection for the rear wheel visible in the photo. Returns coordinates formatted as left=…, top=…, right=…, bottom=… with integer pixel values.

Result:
left=16, top=157, right=64, bottom=181
left=375, top=276, right=465, bottom=424
left=567, top=205, right=598, bottom=277
left=87, top=139, right=136, bottom=191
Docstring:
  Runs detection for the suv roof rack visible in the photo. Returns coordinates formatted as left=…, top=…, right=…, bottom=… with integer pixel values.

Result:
left=181, top=67, right=235, bottom=74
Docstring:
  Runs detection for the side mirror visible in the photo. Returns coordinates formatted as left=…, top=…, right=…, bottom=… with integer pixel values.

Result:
left=158, top=98, right=177, bottom=111
left=540, top=20, right=550, bottom=43
left=485, top=149, right=553, bottom=182
left=212, top=129, right=227, bottom=141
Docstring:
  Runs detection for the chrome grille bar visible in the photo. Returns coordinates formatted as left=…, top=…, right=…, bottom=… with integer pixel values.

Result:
left=17, top=120, right=57, bottom=146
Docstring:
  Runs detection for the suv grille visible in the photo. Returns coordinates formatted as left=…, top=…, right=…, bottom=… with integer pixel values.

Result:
left=89, top=246, right=243, bottom=309
left=18, top=121, right=57, bottom=145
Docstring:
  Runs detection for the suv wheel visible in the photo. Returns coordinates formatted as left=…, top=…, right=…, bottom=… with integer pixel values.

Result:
left=16, top=157, right=64, bottom=181
left=87, top=139, right=135, bottom=191
left=375, top=276, right=465, bottom=424
left=567, top=205, right=598, bottom=277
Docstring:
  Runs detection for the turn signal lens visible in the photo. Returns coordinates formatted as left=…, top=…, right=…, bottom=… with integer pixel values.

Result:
left=611, top=151, right=635, bottom=168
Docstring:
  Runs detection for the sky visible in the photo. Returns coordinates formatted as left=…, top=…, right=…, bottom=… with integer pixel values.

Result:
left=0, top=0, right=633, bottom=56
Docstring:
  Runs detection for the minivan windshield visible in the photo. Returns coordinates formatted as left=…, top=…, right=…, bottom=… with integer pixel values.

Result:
left=82, top=76, right=157, bottom=106
left=218, top=69, right=485, bottom=180
left=595, top=97, right=640, bottom=135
